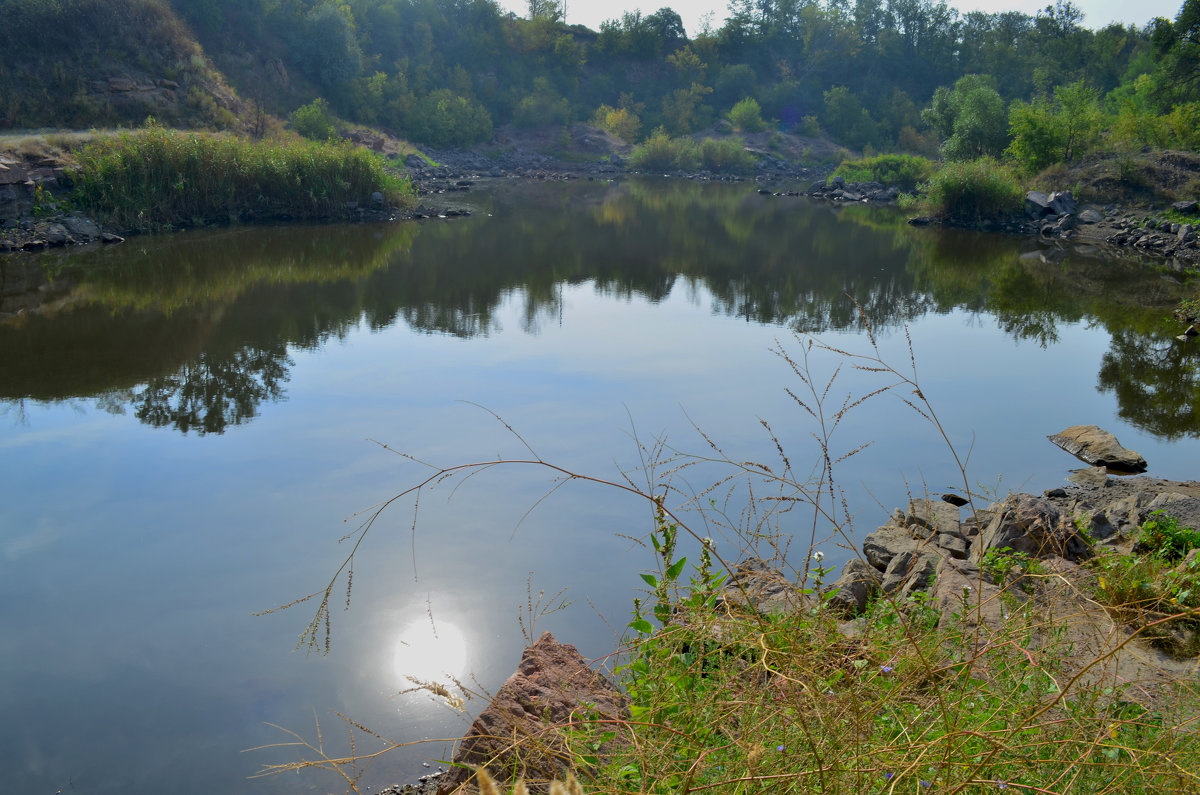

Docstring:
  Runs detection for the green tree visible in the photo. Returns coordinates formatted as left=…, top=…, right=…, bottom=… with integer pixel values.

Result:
left=728, top=96, right=768, bottom=132
left=921, top=75, right=1009, bottom=160
left=294, top=2, right=362, bottom=93
left=661, top=82, right=714, bottom=134
left=822, top=85, right=879, bottom=150
left=1006, top=79, right=1102, bottom=172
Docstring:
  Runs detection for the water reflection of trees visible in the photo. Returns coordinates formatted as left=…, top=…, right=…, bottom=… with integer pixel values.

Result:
left=1098, top=329, right=1200, bottom=440
left=3, top=179, right=1199, bottom=438
left=119, top=345, right=291, bottom=435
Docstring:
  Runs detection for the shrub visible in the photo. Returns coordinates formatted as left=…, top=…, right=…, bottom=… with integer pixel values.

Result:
left=592, top=104, right=641, bottom=143
left=408, top=90, right=493, bottom=148
left=698, top=137, right=756, bottom=173
left=727, top=96, right=767, bottom=133
left=913, top=156, right=1024, bottom=222
left=1138, top=510, right=1200, bottom=562
left=833, top=153, right=935, bottom=191
left=628, top=128, right=699, bottom=171
left=290, top=98, right=337, bottom=141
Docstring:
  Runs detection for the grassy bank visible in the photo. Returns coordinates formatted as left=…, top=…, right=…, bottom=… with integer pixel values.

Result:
left=565, top=522, right=1200, bottom=794
left=70, top=125, right=413, bottom=232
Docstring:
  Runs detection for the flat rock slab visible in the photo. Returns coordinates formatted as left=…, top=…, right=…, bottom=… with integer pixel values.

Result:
left=1048, top=425, right=1147, bottom=473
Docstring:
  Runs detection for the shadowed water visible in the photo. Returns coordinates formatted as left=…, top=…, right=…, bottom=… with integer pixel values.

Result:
left=1, top=178, right=1197, bottom=794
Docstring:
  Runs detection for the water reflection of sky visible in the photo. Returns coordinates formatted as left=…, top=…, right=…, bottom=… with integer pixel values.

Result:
left=2, top=208, right=1199, bottom=795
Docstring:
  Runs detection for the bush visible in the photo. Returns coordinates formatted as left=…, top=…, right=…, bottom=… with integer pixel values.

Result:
left=628, top=128, right=699, bottom=171
left=408, top=90, right=493, bottom=148
left=71, top=123, right=412, bottom=231
left=727, top=96, right=767, bottom=133
left=912, top=156, right=1024, bottom=222
left=698, top=137, right=756, bottom=174
left=833, top=154, right=935, bottom=191
left=591, top=105, right=642, bottom=143
left=1138, top=511, right=1200, bottom=562
left=290, top=98, right=337, bottom=141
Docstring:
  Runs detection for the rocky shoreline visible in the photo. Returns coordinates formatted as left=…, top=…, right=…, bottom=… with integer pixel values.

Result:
left=376, top=427, right=1200, bottom=794
left=5, top=133, right=1200, bottom=275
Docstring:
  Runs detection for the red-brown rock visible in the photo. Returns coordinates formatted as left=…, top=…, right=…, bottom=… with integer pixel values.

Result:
left=437, top=632, right=627, bottom=794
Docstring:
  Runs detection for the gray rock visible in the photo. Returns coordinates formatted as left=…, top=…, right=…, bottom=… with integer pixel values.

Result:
left=1067, top=466, right=1110, bottom=489
left=62, top=216, right=100, bottom=240
left=906, top=498, right=961, bottom=537
left=1048, top=191, right=1076, bottom=216
left=880, top=549, right=938, bottom=597
left=370, top=191, right=384, bottom=208
left=936, top=533, right=970, bottom=559
left=1078, top=208, right=1104, bottom=224
left=1048, top=425, right=1147, bottom=472
left=1026, top=190, right=1053, bottom=217
left=1142, top=494, right=1200, bottom=537
left=719, top=557, right=800, bottom=614
left=862, top=522, right=919, bottom=571
left=1084, top=509, right=1119, bottom=541
left=1173, top=200, right=1198, bottom=215
left=974, top=493, right=1092, bottom=564
left=37, top=222, right=69, bottom=245
left=825, top=559, right=881, bottom=617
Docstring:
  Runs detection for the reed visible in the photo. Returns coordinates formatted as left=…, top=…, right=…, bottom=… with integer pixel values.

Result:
left=71, top=124, right=413, bottom=231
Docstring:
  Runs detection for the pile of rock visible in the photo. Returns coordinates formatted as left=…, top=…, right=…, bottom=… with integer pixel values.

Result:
left=0, top=152, right=121, bottom=252
left=805, top=175, right=901, bottom=203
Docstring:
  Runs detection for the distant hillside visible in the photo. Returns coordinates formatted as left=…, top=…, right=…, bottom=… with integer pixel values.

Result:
left=0, top=0, right=246, bottom=130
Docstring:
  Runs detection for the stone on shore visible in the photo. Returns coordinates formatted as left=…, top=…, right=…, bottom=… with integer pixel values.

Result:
left=437, top=632, right=627, bottom=794
left=1048, top=425, right=1147, bottom=472
left=825, top=558, right=881, bottom=617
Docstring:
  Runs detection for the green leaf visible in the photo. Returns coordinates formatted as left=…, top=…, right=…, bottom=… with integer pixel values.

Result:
left=629, top=618, right=654, bottom=635
left=666, top=556, right=688, bottom=581
left=640, top=573, right=658, bottom=588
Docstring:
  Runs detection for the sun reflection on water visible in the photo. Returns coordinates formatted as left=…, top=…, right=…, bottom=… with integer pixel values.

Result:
left=392, top=619, right=469, bottom=686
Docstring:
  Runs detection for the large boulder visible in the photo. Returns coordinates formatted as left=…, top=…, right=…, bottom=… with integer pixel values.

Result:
left=438, top=633, right=627, bottom=794
left=1048, top=425, right=1147, bottom=472
left=973, top=494, right=1091, bottom=564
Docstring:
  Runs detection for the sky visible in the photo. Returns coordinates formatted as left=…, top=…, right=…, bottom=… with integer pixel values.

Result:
left=497, top=0, right=1185, bottom=38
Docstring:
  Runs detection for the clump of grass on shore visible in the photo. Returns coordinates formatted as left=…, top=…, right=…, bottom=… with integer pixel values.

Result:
left=573, top=526, right=1200, bottom=794
left=628, top=129, right=700, bottom=172
left=71, top=124, right=414, bottom=231
left=902, top=156, right=1025, bottom=223
left=833, top=153, right=935, bottom=191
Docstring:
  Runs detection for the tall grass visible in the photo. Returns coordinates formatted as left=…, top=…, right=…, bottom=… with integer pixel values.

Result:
left=698, top=137, right=757, bottom=174
left=905, top=157, right=1025, bottom=223
left=628, top=129, right=700, bottom=172
left=71, top=125, right=413, bottom=231
left=833, top=153, right=935, bottom=191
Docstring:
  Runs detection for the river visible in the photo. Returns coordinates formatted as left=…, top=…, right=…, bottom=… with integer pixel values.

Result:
left=1, top=178, right=1197, bottom=794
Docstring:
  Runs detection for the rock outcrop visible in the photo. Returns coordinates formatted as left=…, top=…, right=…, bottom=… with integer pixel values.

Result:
left=437, top=632, right=627, bottom=795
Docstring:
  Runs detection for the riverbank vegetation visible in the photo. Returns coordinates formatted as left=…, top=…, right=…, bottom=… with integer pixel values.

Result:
left=69, top=124, right=412, bottom=231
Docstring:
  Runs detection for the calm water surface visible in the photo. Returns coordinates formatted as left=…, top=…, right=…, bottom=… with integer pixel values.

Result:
left=1, top=179, right=1197, bottom=794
